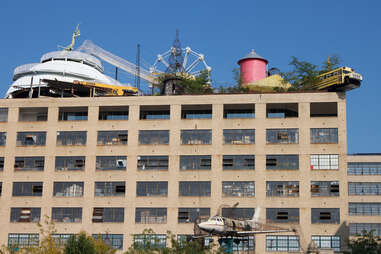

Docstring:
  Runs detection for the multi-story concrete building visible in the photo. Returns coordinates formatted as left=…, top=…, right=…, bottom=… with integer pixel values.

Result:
left=0, top=91, right=378, bottom=253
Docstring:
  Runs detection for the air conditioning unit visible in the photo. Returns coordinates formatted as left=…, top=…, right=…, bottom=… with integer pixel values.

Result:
left=116, top=159, right=126, bottom=168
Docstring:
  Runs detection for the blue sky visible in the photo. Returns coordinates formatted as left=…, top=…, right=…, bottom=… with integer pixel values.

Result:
left=0, top=0, right=380, bottom=153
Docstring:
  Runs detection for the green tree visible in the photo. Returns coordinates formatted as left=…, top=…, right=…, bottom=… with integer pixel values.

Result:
left=180, top=70, right=213, bottom=95
left=349, top=231, right=381, bottom=254
left=320, top=54, right=340, bottom=74
left=64, top=232, right=95, bottom=254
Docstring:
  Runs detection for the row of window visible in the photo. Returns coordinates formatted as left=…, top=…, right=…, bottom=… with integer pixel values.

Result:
left=0, top=128, right=339, bottom=147
left=0, top=154, right=340, bottom=171
left=0, top=102, right=339, bottom=122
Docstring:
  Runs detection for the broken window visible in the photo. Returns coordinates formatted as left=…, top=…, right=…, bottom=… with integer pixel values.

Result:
left=55, top=156, right=85, bottom=171
left=181, top=129, right=212, bottom=145
left=135, top=208, right=167, bottom=224
left=178, top=208, right=210, bottom=223
left=222, top=181, right=255, bottom=197
left=58, top=107, right=88, bottom=121
left=92, top=208, right=124, bottom=223
left=350, top=223, right=381, bottom=237
left=266, top=155, right=299, bottom=170
left=52, top=207, right=82, bottom=223
left=224, top=104, right=255, bottom=119
left=349, top=203, right=381, bottom=216
left=99, top=106, right=128, bottom=120
left=310, top=128, right=338, bottom=144
left=179, top=181, right=211, bottom=196
left=221, top=208, right=254, bottom=220
left=348, top=182, right=381, bottom=195
left=266, top=129, right=298, bottom=144
left=140, top=105, right=170, bottom=120
left=180, top=155, right=211, bottom=170
left=266, top=103, right=298, bottom=118
left=311, top=236, right=340, bottom=252
left=95, top=182, right=125, bottom=197
left=19, top=107, right=48, bottom=121
left=0, top=157, right=3, bottom=170
left=96, top=156, right=127, bottom=170
left=0, top=132, right=6, bottom=146
left=12, top=182, right=43, bottom=196
left=16, top=131, right=46, bottom=146
left=181, top=104, right=212, bottom=119
left=310, top=154, right=339, bottom=170
left=10, top=208, right=41, bottom=223
left=311, top=181, right=339, bottom=196
left=348, top=162, right=381, bottom=175
left=266, top=208, right=299, bottom=223
left=137, top=156, right=168, bottom=170
left=136, top=182, right=168, bottom=196
left=266, top=181, right=299, bottom=197
left=97, top=130, right=128, bottom=145
left=8, top=234, right=39, bottom=248
left=223, top=129, right=255, bottom=144
left=266, top=235, right=300, bottom=252
left=311, top=208, right=340, bottom=224
left=223, top=155, right=255, bottom=170
left=310, top=102, right=337, bottom=117
left=57, top=131, right=86, bottom=146
left=138, top=130, right=169, bottom=145
left=53, top=182, right=84, bottom=197
left=133, top=234, right=166, bottom=249
left=0, top=108, right=8, bottom=122
left=14, top=157, right=44, bottom=171
left=92, top=234, right=123, bottom=250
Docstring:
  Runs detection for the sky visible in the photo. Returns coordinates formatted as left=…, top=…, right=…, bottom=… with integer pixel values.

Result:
left=0, top=0, right=380, bottom=153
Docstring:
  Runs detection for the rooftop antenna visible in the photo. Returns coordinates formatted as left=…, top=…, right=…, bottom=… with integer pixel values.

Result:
left=62, top=24, right=80, bottom=51
left=167, top=29, right=185, bottom=73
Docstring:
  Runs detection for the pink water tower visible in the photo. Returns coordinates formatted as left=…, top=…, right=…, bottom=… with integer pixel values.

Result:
left=237, top=49, right=268, bottom=86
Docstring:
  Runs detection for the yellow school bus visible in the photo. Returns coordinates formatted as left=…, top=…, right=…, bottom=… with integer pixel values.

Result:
left=315, top=67, right=362, bottom=91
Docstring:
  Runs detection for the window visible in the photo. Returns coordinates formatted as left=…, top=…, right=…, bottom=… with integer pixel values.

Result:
left=95, top=182, right=125, bottom=196
left=139, top=130, right=169, bottom=145
left=179, top=181, right=211, bottom=196
left=19, top=107, right=48, bottom=121
left=8, top=233, right=39, bottom=248
left=180, top=155, right=211, bottom=170
left=13, top=182, right=43, bottom=196
left=311, top=236, right=340, bottom=252
left=0, top=132, right=6, bottom=146
left=96, top=156, right=127, bottom=170
left=311, top=128, right=338, bottom=144
left=266, top=208, right=299, bottom=223
left=51, top=234, right=74, bottom=246
left=52, top=207, right=82, bottom=223
left=55, top=156, right=85, bottom=171
left=97, top=130, right=128, bottom=145
left=181, top=129, right=211, bottom=145
left=16, top=131, right=46, bottom=146
left=223, top=155, right=255, bottom=170
left=348, top=162, right=381, bottom=175
left=177, top=235, right=212, bottom=248
left=350, top=223, right=381, bottom=236
left=133, top=234, right=166, bottom=249
left=222, top=181, right=254, bottom=197
left=311, top=208, right=340, bottom=224
left=138, top=156, right=168, bottom=170
left=266, top=236, right=300, bottom=252
left=57, top=131, right=86, bottom=146
left=58, top=107, right=88, bottom=121
left=348, top=182, right=381, bottom=195
left=219, top=236, right=255, bottom=251
left=14, top=157, right=44, bottom=171
left=136, top=182, right=168, bottom=197
left=349, top=203, right=381, bottom=216
left=310, top=154, right=339, bottom=170
left=181, top=104, right=212, bottom=119
left=224, top=104, right=255, bottom=119
left=310, top=102, right=337, bottom=117
left=0, top=157, right=3, bottom=170
left=266, top=181, right=299, bottom=197
left=266, top=103, right=298, bottom=118
left=266, top=129, right=298, bottom=144
left=311, top=181, right=339, bottom=196
left=223, top=129, right=255, bottom=144
left=99, top=106, right=128, bottom=120
left=135, top=208, right=167, bottom=224
left=266, top=155, right=299, bottom=170
left=0, top=108, right=8, bottom=122
left=92, top=234, right=123, bottom=250
left=178, top=208, right=210, bottom=223
left=92, top=208, right=124, bottom=223
left=10, top=208, right=41, bottom=223
left=222, top=208, right=254, bottom=220
left=53, top=182, right=84, bottom=197
left=140, top=105, right=170, bottom=120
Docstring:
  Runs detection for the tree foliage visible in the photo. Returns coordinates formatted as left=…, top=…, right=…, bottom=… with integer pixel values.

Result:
left=179, top=70, right=213, bottom=94
left=349, top=231, right=381, bottom=254
left=64, top=233, right=95, bottom=254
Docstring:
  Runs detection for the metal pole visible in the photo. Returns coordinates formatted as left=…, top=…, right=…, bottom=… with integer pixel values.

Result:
left=29, top=77, right=34, bottom=98
left=38, top=79, right=41, bottom=98
left=115, top=67, right=118, bottom=80
left=135, top=44, right=141, bottom=90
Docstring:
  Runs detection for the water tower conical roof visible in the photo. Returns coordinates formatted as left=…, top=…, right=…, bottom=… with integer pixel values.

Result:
left=238, top=49, right=268, bottom=64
